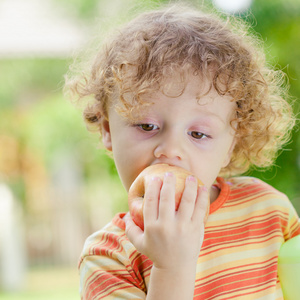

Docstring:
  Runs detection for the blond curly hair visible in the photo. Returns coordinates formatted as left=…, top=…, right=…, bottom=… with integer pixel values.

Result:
left=65, top=4, right=295, bottom=176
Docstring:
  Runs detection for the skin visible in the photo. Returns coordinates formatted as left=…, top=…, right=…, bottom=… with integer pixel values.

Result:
left=101, top=72, right=236, bottom=299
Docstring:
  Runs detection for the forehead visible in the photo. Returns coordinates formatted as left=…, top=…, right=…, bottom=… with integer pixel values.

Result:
left=113, top=68, right=236, bottom=120
left=159, top=70, right=209, bottom=98
left=147, top=70, right=233, bottom=107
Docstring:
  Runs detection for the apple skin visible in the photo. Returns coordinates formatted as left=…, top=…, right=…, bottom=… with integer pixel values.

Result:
left=128, top=164, right=205, bottom=231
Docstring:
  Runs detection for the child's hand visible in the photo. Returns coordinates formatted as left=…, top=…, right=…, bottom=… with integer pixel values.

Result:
left=125, top=172, right=209, bottom=271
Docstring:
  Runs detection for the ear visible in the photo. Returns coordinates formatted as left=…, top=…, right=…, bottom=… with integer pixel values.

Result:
left=101, top=118, right=112, bottom=151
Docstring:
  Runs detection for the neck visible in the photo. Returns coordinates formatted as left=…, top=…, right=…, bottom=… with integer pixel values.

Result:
left=209, top=184, right=220, bottom=204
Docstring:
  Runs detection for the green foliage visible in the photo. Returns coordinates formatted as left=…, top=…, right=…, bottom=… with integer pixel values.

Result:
left=242, top=0, right=300, bottom=212
left=0, top=59, right=68, bottom=109
left=250, top=0, right=300, bottom=98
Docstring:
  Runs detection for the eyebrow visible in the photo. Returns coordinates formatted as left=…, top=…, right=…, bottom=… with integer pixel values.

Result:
left=192, top=107, right=227, bottom=127
left=195, top=95, right=235, bottom=125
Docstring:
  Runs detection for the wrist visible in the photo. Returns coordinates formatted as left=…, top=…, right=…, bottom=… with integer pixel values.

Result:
left=147, top=265, right=197, bottom=300
left=151, top=262, right=198, bottom=285
left=152, top=261, right=197, bottom=273
left=152, top=256, right=198, bottom=273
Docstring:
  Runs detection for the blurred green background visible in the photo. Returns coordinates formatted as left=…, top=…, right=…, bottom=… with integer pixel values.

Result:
left=0, top=0, right=299, bottom=299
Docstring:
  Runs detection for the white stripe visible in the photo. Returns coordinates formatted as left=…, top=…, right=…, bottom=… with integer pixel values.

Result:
left=198, top=242, right=281, bottom=272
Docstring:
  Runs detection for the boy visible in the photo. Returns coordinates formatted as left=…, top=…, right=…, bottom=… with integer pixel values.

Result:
left=66, top=4, right=300, bottom=299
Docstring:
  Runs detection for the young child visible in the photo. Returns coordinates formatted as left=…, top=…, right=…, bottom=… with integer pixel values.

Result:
left=66, top=4, right=300, bottom=299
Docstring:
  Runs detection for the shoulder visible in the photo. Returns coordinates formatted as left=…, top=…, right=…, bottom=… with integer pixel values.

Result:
left=79, top=212, right=152, bottom=269
left=80, top=213, right=132, bottom=264
left=226, top=176, right=288, bottom=200
left=217, top=176, right=300, bottom=239
left=79, top=213, right=151, bottom=297
left=218, top=176, right=295, bottom=215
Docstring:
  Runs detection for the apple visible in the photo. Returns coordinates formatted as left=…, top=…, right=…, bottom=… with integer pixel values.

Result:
left=127, top=164, right=206, bottom=230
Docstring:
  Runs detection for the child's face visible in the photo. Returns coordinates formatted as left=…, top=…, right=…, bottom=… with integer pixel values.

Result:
left=101, top=73, right=236, bottom=200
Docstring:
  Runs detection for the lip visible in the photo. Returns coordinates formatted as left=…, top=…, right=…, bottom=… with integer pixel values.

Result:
left=151, top=161, right=186, bottom=171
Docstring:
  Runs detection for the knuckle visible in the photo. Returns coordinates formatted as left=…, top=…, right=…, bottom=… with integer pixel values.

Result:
left=125, top=227, right=133, bottom=239
left=181, top=192, right=196, bottom=205
left=159, top=194, right=170, bottom=203
left=144, top=195, right=155, bottom=204
left=147, top=221, right=170, bottom=235
left=145, top=223, right=160, bottom=235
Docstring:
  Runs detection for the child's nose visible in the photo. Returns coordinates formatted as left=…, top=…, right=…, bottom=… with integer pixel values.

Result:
left=153, top=133, right=184, bottom=160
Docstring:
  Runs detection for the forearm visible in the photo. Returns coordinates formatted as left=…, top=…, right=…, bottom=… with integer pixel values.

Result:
left=146, top=264, right=197, bottom=300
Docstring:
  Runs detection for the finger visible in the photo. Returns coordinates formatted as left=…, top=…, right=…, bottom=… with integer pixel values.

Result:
left=177, top=175, right=198, bottom=220
left=192, top=186, right=210, bottom=226
left=158, top=172, right=176, bottom=219
left=124, top=213, right=144, bottom=251
left=143, top=176, right=162, bottom=225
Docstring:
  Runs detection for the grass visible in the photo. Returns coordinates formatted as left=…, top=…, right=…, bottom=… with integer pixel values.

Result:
left=0, top=266, right=79, bottom=300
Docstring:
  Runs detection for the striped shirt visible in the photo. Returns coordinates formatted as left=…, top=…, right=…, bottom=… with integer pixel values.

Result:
left=79, top=177, right=300, bottom=299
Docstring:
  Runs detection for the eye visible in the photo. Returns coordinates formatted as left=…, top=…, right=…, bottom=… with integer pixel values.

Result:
left=188, top=131, right=207, bottom=140
left=137, top=124, right=159, bottom=131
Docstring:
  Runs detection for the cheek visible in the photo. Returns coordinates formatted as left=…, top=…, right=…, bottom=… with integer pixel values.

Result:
left=221, top=135, right=236, bottom=167
left=112, top=143, right=149, bottom=192
left=194, top=142, right=234, bottom=186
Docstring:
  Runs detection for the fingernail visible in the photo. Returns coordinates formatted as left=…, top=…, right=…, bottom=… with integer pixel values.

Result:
left=151, top=176, right=160, bottom=181
left=187, top=175, right=196, bottom=182
left=202, top=186, right=208, bottom=192
left=165, top=172, right=173, bottom=177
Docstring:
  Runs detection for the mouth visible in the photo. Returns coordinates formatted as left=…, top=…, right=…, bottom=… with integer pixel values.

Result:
left=151, top=162, right=187, bottom=171
left=152, top=162, right=178, bottom=168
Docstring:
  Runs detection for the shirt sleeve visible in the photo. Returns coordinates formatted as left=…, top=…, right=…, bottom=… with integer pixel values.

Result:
left=79, top=217, right=152, bottom=300
left=255, top=178, right=300, bottom=240
left=79, top=254, right=147, bottom=300
left=284, top=198, right=300, bottom=240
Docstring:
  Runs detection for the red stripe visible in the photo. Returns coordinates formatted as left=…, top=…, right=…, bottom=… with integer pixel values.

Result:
left=205, top=281, right=276, bottom=300
left=86, top=270, right=142, bottom=299
left=195, top=259, right=277, bottom=288
left=225, top=191, right=282, bottom=208
left=195, top=265, right=277, bottom=299
left=205, top=210, right=288, bottom=233
left=204, top=217, right=283, bottom=240
left=201, top=233, right=283, bottom=256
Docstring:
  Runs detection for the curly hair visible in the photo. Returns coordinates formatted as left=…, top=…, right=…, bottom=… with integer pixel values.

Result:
left=65, top=4, right=295, bottom=176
